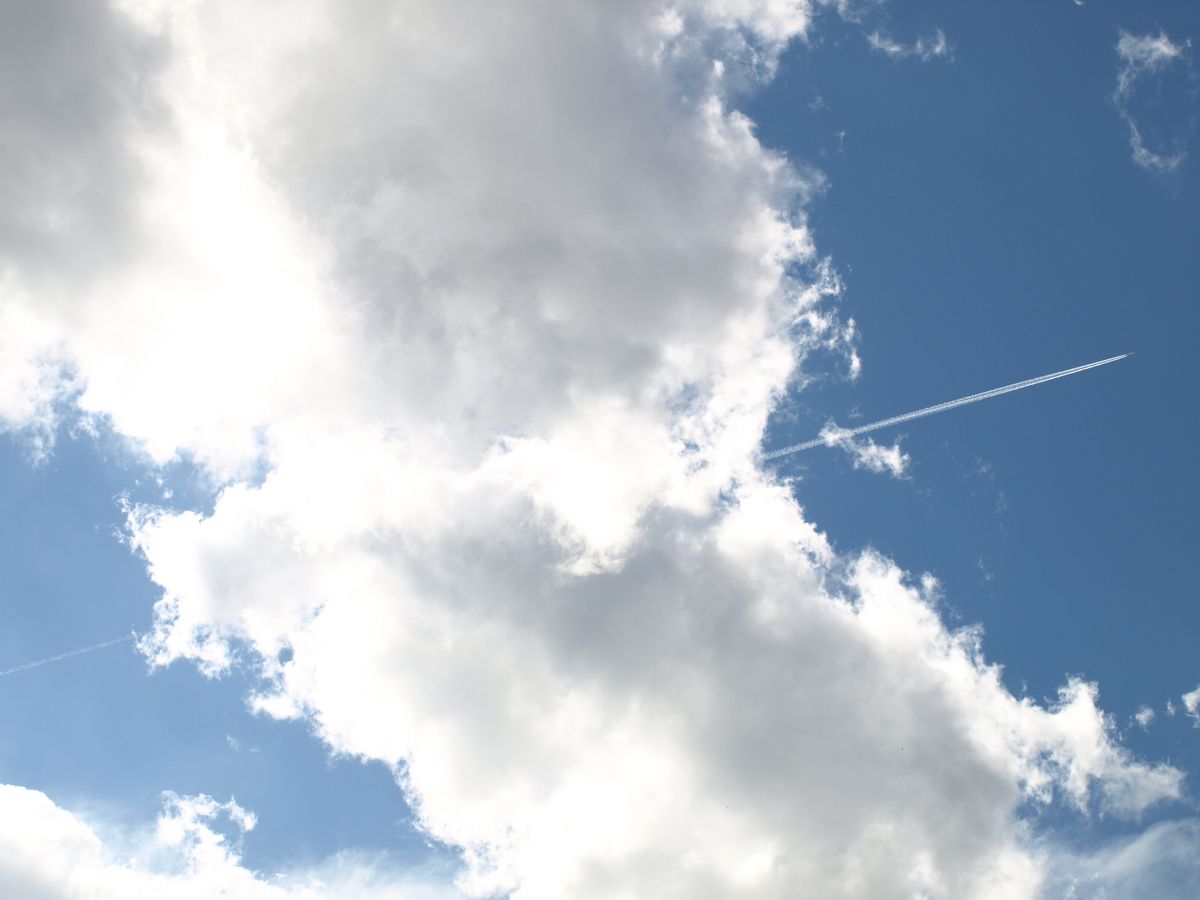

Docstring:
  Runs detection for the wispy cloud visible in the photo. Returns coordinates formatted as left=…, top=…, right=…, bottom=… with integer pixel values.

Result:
left=867, top=28, right=952, bottom=62
left=1114, top=30, right=1196, bottom=173
left=1043, top=819, right=1200, bottom=897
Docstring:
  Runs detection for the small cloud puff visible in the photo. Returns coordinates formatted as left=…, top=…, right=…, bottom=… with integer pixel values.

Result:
left=1183, top=685, right=1200, bottom=726
left=820, top=423, right=911, bottom=477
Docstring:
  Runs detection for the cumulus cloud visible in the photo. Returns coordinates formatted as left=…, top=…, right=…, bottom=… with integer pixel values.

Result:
left=0, top=785, right=459, bottom=899
left=866, top=28, right=951, bottom=62
left=0, top=1, right=1187, bottom=898
left=131, top=492, right=1182, bottom=897
left=1114, top=30, right=1196, bottom=173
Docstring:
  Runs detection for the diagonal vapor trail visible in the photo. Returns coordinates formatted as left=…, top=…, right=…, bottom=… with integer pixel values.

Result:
left=763, top=353, right=1132, bottom=460
left=0, top=633, right=134, bottom=679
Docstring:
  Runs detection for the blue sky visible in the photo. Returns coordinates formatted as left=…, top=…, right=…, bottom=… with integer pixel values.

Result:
left=1, top=1, right=1198, bottom=897
left=0, top=437, right=438, bottom=875
left=753, top=0, right=1200, bottom=743
left=748, top=0, right=1200, bottom=857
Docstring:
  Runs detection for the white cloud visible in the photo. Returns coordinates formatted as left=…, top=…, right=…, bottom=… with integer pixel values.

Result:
left=0, top=299, right=72, bottom=458
left=1042, top=819, right=1200, bottom=899
left=1117, top=31, right=1188, bottom=73
left=130, top=489, right=1182, bottom=896
left=1114, top=30, right=1195, bottom=173
left=0, top=784, right=461, bottom=899
left=818, top=423, right=910, bottom=476
left=1134, top=704, right=1156, bottom=730
left=0, top=2, right=1187, bottom=898
left=867, top=28, right=951, bottom=62
left=1183, top=685, right=1200, bottom=726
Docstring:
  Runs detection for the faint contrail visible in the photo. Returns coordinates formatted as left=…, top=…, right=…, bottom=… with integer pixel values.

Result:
left=0, top=633, right=134, bottom=679
left=763, top=353, right=1132, bottom=460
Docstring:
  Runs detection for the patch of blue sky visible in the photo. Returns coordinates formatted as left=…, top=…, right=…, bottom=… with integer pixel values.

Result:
left=0, top=430, right=449, bottom=876
left=746, top=0, right=1200, bottom=846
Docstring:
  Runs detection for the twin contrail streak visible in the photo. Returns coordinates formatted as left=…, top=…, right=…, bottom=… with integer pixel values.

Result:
left=0, top=634, right=134, bottom=679
left=763, top=353, right=1132, bottom=460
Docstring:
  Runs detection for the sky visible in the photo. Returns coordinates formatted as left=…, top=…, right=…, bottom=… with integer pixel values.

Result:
left=0, top=1, right=1198, bottom=898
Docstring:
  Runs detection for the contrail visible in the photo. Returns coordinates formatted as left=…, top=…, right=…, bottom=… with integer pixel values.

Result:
left=0, top=633, right=134, bottom=679
left=763, top=353, right=1132, bottom=460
